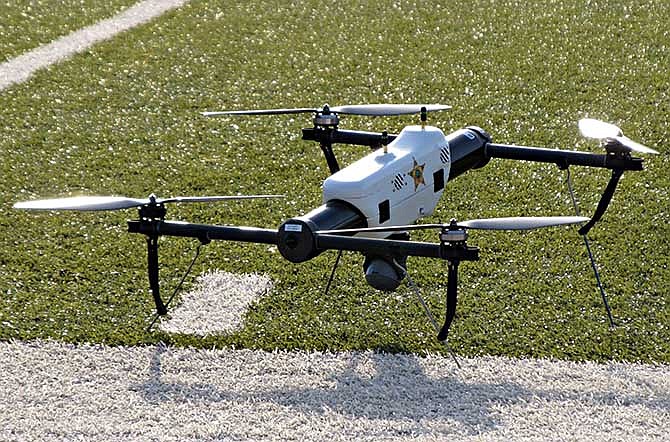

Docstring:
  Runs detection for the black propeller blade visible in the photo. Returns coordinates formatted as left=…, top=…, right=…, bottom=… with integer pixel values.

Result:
left=579, top=118, right=658, bottom=155
left=14, top=194, right=284, bottom=211
left=317, top=216, right=590, bottom=235
left=203, top=108, right=318, bottom=117
left=202, top=103, right=451, bottom=118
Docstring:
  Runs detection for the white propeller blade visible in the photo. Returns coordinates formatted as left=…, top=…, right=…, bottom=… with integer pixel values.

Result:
left=329, top=104, right=451, bottom=116
left=14, top=196, right=148, bottom=211
left=14, top=194, right=284, bottom=211
left=202, top=108, right=317, bottom=117
left=459, top=216, right=590, bottom=230
left=616, top=135, right=659, bottom=155
left=159, top=195, right=284, bottom=204
left=578, top=118, right=658, bottom=154
left=579, top=118, right=622, bottom=138
left=317, top=216, right=589, bottom=235
left=202, top=103, right=450, bottom=118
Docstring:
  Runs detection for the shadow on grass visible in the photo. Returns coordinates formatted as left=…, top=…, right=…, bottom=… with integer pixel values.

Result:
left=134, top=345, right=519, bottom=435
left=133, top=345, right=670, bottom=437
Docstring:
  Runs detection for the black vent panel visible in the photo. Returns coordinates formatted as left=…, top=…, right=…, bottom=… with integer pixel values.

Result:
left=439, top=146, right=450, bottom=164
left=392, top=173, right=407, bottom=191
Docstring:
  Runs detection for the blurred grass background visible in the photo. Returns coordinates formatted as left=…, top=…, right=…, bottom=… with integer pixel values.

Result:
left=0, top=0, right=667, bottom=362
left=1, top=0, right=138, bottom=61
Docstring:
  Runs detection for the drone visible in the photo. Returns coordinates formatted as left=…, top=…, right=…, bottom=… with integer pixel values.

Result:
left=15, top=104, right=657, bottom=343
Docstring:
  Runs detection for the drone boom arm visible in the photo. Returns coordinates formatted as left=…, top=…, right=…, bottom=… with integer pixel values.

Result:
left=302, top=129, right=646, bottom=171
left=127, top=220, right=279, bottom=316
left=482, top=143, right=641, bottom=234
left=128, top=220, right=278, bottom=244
left=484, top=143, right=643, bottom=170
left=302, top=128, right=398, bottom=148
left=129, top=215, right=481, bottom=341
left=128, top=220, right=470, bottom=261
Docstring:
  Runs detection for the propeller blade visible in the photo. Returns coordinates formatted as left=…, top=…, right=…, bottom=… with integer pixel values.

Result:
left=159, top=195, right=284, bottom=204
left=15, top=194, right=285, bottom=212
left=317, top=223, right=445, bottom=235
left=579, top=118, right=622, bottom=139
left=614, top=135, right=659, bottom=155
left=459, top=216, right=590, bottom=230
left=202, top=108, right=318, bottom=117
left=578, top=118, right=658, bottom=154
left=329, top=104, right=451, bottom=116
left=317, top=216, right=589, bottom=235
left=203, top=104, right=451, bottom=118
left=13, top=196, right=149, bottom=211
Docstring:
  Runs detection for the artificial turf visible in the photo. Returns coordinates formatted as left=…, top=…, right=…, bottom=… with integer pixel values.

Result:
left=1, top=0, right=139, bottom=61
left=0, top=0, right=668, bottom=362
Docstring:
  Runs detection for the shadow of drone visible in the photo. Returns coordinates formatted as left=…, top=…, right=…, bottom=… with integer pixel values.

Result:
left=132, top=345, right=669, bottom=437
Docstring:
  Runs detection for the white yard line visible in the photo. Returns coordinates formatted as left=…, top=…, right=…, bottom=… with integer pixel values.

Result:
left=0, top=340, right=668, bottom=441
left=0, top=0, right=189, bottom=91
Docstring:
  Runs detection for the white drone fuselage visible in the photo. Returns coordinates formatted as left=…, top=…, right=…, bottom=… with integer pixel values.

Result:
left=277, top=124, right=487, bottom=290
left=323, top=125, right=451, bottom=236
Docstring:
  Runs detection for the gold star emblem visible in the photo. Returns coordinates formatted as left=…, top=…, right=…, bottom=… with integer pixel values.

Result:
left=407, top=157, right=426, bottom=191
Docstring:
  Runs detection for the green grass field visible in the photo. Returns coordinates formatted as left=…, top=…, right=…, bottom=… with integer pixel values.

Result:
left=0, top=0, right=668, bottom=363
left=1, top=0, right=138, bottom=61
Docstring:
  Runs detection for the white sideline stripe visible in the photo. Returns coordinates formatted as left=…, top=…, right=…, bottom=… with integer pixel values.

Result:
left=0, top=0, right=189, bottom=91
left=1, top=341, right=668, bottom=441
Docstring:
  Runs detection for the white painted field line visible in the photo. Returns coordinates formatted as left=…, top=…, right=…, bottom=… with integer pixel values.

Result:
left=0, top=340, right=668, bottom=441
left=2, top=272, right=669, bottom=440
left=158, top=271, right=273, bottom=336
left=0, top=0, right=189, bottom=91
